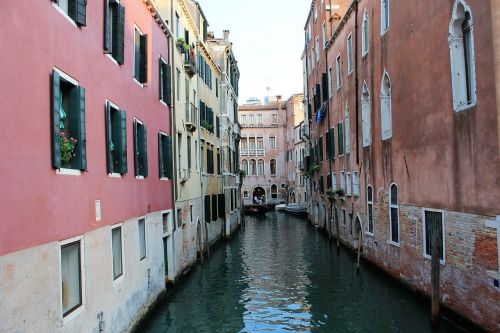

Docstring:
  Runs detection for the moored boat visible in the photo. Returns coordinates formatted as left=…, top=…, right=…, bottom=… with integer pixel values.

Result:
left=275, top=203, right=287, bottom=211
left=284, top=204, right=308, bottom=217
left=244, top=205, right=273, bottom=215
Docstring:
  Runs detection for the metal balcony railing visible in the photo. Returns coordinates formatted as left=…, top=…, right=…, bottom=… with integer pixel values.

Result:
left=185, top=103, right=197, bottom=131
left=240, top=148, right=265, bottom=156
left=184, top=48, right=196, bottom=77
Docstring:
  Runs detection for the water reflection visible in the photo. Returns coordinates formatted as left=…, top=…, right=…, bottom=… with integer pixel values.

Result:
left=140, top=213, right=466, bottom=333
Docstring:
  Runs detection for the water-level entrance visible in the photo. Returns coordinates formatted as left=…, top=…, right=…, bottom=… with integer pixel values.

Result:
left=141, top=213, right=467, bottom=333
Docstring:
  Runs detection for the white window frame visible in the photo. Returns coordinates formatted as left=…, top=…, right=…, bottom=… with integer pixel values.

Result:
left=353, top=171, right=359, bottom=196
left=381, top=70, right=392, bottom=141
left=332, top=173, right=337, bottom=191
left=340, top=171, right=345, bottom=191
left=322, top=22, right=327, bottom=48
left=422, top=208, right=446, bottom=264
left=388, top=183, right=400, bottom=246
left=362, top=10, right=369, bottom=57
left=133, top=25, right=146, bottom=87
left=328, top=66, right=333, bottom=99
left=361, top=81, right=371, bottom=147
left=111, top=223, right=126, bottom=283
left=366, top=185, right=374, bottom=235
left=346, top=172, right=352, bottom=196
left=336, top=54, right=342, bottom=90
left=347, top=33, right=353, bottom=75
left=345, top=104, right=351, bottom=154
left=59, top=235, right=85, bottom=324
left=315, top=37, right=320, bottom=63
left=138, top=218, right=147, bottom=261
left=269, top=136, right=276, bottom=150
left=381, top=0, right=390, bottom=35
left=52, top=0, right=78, bottom=27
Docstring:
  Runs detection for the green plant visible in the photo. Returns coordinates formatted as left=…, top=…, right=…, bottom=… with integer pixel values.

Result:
left=201, top=119, right=213, bottom=130
left=176, top=38, right=189, bottom=52
left=240, top=169, right=246, bottom=177
left=60, top=132, right=77, bottom=165
left=308, top=164, right=319, bottom=174
left=335, top=189, right=345, bottom=197
left=325, top=188, right=335, bottom=197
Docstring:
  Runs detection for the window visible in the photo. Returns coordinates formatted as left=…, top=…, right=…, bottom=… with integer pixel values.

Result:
left=347, top=34, right=353, bottom=74
left=176, top=68, right=181, bottom=101
left=257, top=136, right=264, bottom=149
left=51, top=69, right=87, bottom=171
left=314, top=7, right=318, bottom=22
left=257, top=159, right=264, bottom=175
left=211, top=195, right=218, bottom=222
left=449, top=0, right=476, bottom=111
left=133, top=119, right=148, bottom=177
left=54, top=0, right=87, bottom=26
left=158, top=132, right=172, bottom=179
left=175, top=12, right=180, bottom=38
left=176, top=208, right=182, bottom=228
left=103, top=1, right=124, bottom=64
left=112, top=226, right=123, bottom=279
left=332, top=173, right=337, bottom=191
left=346, top=172, right=352, bottom=196
left=322, top=22, right=326, bottom=48
left=242, top=160, right=248, bottom=174
left=105, top=101, right=127, bottom=174
left=249, top=159, right=256, bottom=175
left=134, top=27, right=148, bottom=84
left=244, top=190, right=249, bottom=198
left=362, top=10, right=369, bottom=56
left=345, top=105, right=350, bottom=154
left=270, top=159, right=277, bottom=176
left=204, top=195, right=211, bottom=223
left=378, top=72, right=392, bottom=141
left=138, top=219, right=146, bottom=260
left=269, top=136, right=276, bottom=150
left=61, top=240, right=82, bottom=317
left=381, top=0, right=389, bottom=34
left=423, top=210, right=445, bottom=261
left=187, top=136, right=193, bottom=169
left=249, top=137, right=256, bottom=150
left=361, top=82, right=371, bottom=147
left=271, top=114, right=278, bottom=124
left=315, top=37, right=320, bottom=63
left=353, top=171, right=359, bottom=196
left=159, top=57, right=172, bottom=105
left=389, top=183, right=399, bottom=244
left=240, top=115, right=247, bottom=124
left=367, top=185, right=373, bottom=234
left=336, top=54, right=342, bottom=89
left=249, top=114, right=255, bottom=124
left=257, top=114, right=263, bottom=125
left=340, top=171, right=346, bottom=191
left=328, top=67, right=332, bottom=99
left=190, top=205, right=193, bottom=223
left=338, top=122, right=344, bottom=156
left=271, top=184, right=278, bottom=198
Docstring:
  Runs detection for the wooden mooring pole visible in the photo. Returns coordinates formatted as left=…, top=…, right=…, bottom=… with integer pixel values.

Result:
left=356, top=229, right=362, bottom=273
left=431, top=220, right=440, bottom=328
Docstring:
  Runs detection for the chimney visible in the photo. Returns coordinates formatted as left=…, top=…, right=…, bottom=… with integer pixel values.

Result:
left=276, top=95, right=282, bottom=109
left=207, top=31, right=215, bottom=39
left=223, top=30, right=230, bottom=41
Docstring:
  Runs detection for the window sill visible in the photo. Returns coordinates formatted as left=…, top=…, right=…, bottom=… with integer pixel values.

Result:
left=136, top=176, right=145, bottom=180
left=105, top=53, right=120, bottom=66
left=381, top=29, right=389, bottom=37
left=362, top=51, right=368, bottom=58
left=52, top=3, right=78, bottom=28
left=62, top=305, right=85, bottom=326
left=56, top=168, right=82, bottom=176
left=160, top=177, right=170, bottom=181
left=108, top=173, right=122, bottom=178
left=387, top=240, right=400, bottom=248
left=365, top=231, right=374, bottom=237
left=159, top=99, right=169, bottom=108
left=133, top=78, right=145, bottom=88
left=113, top=273, right=125, bottom=286
left=454, top=102, right=476, bottom=113
left=423, top=254, right=446, bottom=265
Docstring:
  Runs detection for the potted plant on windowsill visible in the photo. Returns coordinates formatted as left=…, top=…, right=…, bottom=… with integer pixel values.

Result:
left=240, top=169, right=246, bottom=178
left=201, top=120, right=213, bottom=131
left=60, top=132, right=77, bottom=168
left=325, top=188, right=335, bottom=197
left=335, top=189, right=345, bottom=197
left=176, top=38, right=189, bottom=53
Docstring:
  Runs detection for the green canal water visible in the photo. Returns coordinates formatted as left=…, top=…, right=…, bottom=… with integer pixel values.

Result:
left=140, top=212, right=468, bottom=333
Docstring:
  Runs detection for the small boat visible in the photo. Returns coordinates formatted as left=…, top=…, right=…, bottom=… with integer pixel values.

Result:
left=284, top=204, right=308, bottom=217
left=275, top=203, right=287, bottom=211
left=244, top=205, right=273, bottom=215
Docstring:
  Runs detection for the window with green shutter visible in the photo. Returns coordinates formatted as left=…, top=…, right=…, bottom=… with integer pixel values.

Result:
left=104, top=0, right=125, bottom=64
left=159, top=58, right=171, bottom=106
left=133, top=119, right=148, bottom=177
left=318, top=135, right=323, bottom=161
left=338, top=122, right=344, bottom=156
left=217, top=193, right=225, bottom=218
left=53, top=0, right=87, bottom=26
left=134, top=27, right=148, bottom=84
left=158, top=132, right=172, bottom=179
left=51, top=70, right=87, bottom=171
left=105, top=101, right=127, bottom=174
left=211, top=195, right=218, bottom=222
left=204, top=195, right=211, bottom=223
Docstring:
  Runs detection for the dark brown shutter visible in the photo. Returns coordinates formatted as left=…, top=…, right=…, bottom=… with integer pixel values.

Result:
left=133, top=119, right=139, bottom=176
left=105, top=102, right=113, bottom=173
left=115, top=4, right=125, bottom=64
left=158, top=133, right=164, bottom=178
left=51, top=70, right=61, bottom=169
left=103, top=0, right=111, bottom=53
left=75, top=0, right=87, bottom=26
left=139, top=34, right=148, bottom=83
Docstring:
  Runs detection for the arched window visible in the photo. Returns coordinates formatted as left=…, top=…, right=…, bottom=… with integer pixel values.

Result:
left=344, top=103, right=350, bottom=153
left=241, top=136, right=248, bottom=150
left=381, top=71, right=392, bottom=140
left=389, top=183, right=399, bottom=244
left=367, top=185, right=373, bottom=234
left=249, top=136, right=256, bottom=149
left=270, top=159, right=276, bottom=176
left=249, top=159, right=256, bottom=175
left=449, top=0, right=476, bottom=111
left=241, top=159, right=248, bottom=174
left=362, top=10, right=369, bottom=55
left=361, top=82, right=371, bottom=147
left=257, top=159, right=264, bottom=175
left=271, top=184, right=278, bottom=199
left=381, top=0, right=389, bottom=34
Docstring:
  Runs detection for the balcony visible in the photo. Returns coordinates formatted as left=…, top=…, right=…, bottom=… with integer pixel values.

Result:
left=240, top=148, right=265, bottom=157
left=183, top=48, right=196, bottom=77
left=179, top=168, right=191, bottom=183
left=298, top=161, right=305, bottom=171
left=300, top=123, right=310, bottom=140
left=185, top=103, right=197, bottom=132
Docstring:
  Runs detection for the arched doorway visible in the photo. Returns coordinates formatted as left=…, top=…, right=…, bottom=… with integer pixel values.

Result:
left=252, top=187, right=266, bottom=205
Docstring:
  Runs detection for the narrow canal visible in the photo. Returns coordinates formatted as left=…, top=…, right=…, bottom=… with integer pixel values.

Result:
left=140, top=213, right=468, bottom=333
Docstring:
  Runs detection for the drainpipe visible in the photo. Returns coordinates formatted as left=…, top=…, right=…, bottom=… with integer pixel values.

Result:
left=303, top=30, right=312, bottom=220
left=324, top=43, right=333, bottom=239
left=354, top=0, right=360, bottom=165
left=169, top=0, right=177, bottom=281
left=491, top=0, right=500, bottom=154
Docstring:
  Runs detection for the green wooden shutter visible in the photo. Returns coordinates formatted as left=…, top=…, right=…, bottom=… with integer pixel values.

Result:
left=143, top=124, right=148, bottom=177
left=75, top=0, right=87, bottom=26
left=134, top=30, right=141, bottom=80
left=77, top=86, right=87, bottom=170
left=115, top=4, right=125, bottom=65
left=51, top=70, right=61, bottom=169
left=139, top=34, right=148, bottom=83
left=158, top=133, right=164, bottom=178
left=165, top=136, right=172, bottom=178
left=204, top=195, right=211, bottom=223
left=70, top=86, right=86, bottom=170
left=159, top=58, right=163, bottom=102
left=103, top=0, right=111, bottom=53
left=133, top=120, right=139, bottom=176
left=212, top=195, right=217, bottom=221
left=325, top=130, right=330, bottom=160
left=105, top=102, right=113, bottom=173
left=338, top=123, right=344, bottom=156
left=119, top=110, right=127, bottom=174
left=165, top=63, right=172, bottom=106
left=331, top=128, right=336, bottom=158
left=218, top=193, right=224, bottom=218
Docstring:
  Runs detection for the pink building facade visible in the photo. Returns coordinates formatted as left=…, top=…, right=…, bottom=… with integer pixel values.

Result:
left=239, top=98, right=288, bottom=205
left=0, top=1, right=174, bottom=332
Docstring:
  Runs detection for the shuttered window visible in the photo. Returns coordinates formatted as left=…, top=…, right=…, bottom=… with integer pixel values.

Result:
left=158, top=132, right=172, bottom=179
left=133, top=119, right=148, bottom=177
left=218, top=193, right=225, bottom=218
left=104, top=0, right=125, bottom=64
left=204, top=195, right=211, bottom=223
left=338, top=122, right=344, bottom=156
left=159, top=58, right=172, bottom=106
left=61, top=241, right=82, bottom=317
left=211, top=195, right=218, bottom=222
left=318, top=135, right=323, bottom=161
left=51, top=70, right=87, bottom=171
left=105, top=102, right=127, bottom=174
left=53, top=0, right=87, bottom=26
left=134, top=27, right=148, bottom=84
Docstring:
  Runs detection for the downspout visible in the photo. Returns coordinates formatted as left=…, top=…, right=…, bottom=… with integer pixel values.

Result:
left=304, top=30, right=312, bottom=219
left=219, top=49, right=227, bottom=239
left=196, top=40, right=205, bottom=256
left=324, top=46, right=333, bottom=238
left=492, top=0, right=500, bottom=154
left=355, top=0, right=360, bottom=165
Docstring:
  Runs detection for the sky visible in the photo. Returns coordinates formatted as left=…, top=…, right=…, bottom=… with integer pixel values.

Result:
left=197, top=0, right=310, bottom=104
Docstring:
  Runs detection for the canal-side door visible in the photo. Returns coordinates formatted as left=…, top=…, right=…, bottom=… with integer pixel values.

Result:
left=163, top=237, right=168, bottom=277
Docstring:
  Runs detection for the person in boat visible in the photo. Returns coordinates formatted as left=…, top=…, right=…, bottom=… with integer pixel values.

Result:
left=254, top=196, right=263, bottom=205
